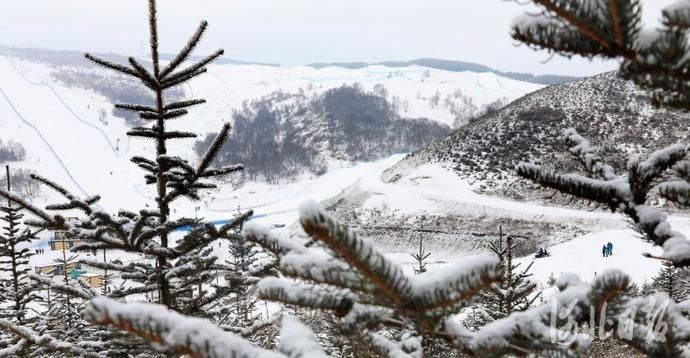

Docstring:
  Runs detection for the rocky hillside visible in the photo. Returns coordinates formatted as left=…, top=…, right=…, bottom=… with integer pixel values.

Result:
left=383, top=72, right=690, bottom=199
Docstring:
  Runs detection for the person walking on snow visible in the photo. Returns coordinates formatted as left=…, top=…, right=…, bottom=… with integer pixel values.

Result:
left=607, top=242, right=613, bottom=256
left=602, top=244, right=607, bottom=257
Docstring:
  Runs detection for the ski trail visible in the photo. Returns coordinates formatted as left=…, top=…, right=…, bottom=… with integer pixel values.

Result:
left=0, top=86, right=89, bottom=197
left=494, top=73, right=507, bottom=89
left=7, top=59, right=118, bottom=158
left=475, top=74, right=487, bottom=89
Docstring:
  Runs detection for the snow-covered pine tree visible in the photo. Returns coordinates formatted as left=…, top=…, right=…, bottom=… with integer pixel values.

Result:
left=509, top=0, right=690, bottom=265
left=466, top=226, right=540, bottom=330
left=0, top=166, right=38, bottom=324
left=0, top=0, right=309, bottom=355
left=0, top=0, right=248, bottom=314
left=0, top=166, right=41, bottom=356
left=411, top=235, right=431, bottom=275
left=220, top=235, right=262, bottom=325
left=212, top=216, right=281, bottom=347
left=649, top=260, right=689, bottom=302
left=506, top=2, right=690, bottom=355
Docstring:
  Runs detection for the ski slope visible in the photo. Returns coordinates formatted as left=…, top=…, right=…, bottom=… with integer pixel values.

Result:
left=0, top=53, right=541, bottom=213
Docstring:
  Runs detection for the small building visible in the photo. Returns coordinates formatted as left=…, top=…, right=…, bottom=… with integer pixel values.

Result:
left=78, top=273, right=103, bottom=288
left=34, top=261, right=81, bottom=276
left=32, top=249, right=84, bottom=276
left=48, top=217, right=85, bottom=251
left=49, top=232, right=90, bottom=251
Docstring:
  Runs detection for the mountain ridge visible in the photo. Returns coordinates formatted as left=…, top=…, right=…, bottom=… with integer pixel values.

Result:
left=307, top=58, right=579, bottom=85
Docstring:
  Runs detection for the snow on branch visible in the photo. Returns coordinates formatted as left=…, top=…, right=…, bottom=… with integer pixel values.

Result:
left=0, top=339, right=27, bottom=358
left=279, top=316, right=329, bottom=358
left=0, top=319, right=102, bottom=357
left=659, top=179, right=690, bottom=206
left=634, top=143, right=686, bottom=180
left=663, top=0, right=690, bottom=29
left=563, top=127, right=616, bottom=180
left=83, top=297, right=283, bottom=358
left=409, top=255, right=501, bottom=317
left=470, top=270, right=630, bottom=356
left=279, top=249, right=370, bottom=292
left=512, top=0, right=690, bottom=109
left=299, top=201, right=412, bottom=306
left=256, top=277, right=354, bottom=315
left=0, top=187, right=56, bottom=226
left=243, top=222, right=308, bottom=256
left=517, top=164, right=630, bottom=211
left=29, top=273, right=95, bottom=300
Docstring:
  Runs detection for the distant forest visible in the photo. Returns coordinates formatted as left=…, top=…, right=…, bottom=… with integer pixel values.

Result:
left=52, top=69, right=185, bottom=125
left=195, top=85, right=450, bottom=182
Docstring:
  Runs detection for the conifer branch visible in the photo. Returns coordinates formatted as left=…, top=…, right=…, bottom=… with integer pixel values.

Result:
left=29, top=274, right=95, bottom=300
left=164, top=49, right=224, bottom=86
left=84, top=53, right=140, bottom=78
left=160, top=20, right=209, bottom=79
left=83, top=297, right=283, bottom=358
left=256, top=277, right=354, bottom=316
left=410, top=256, right=501, bottom=316
left=163, top=99, right=206, bottom=111
left=114, top=103, right=157, bottom=113
left=512, top=0, right=690, bottom=109
left=147, top=0, right=161, bottom=78
left=663, top=2, right=690, bottom=29
left=242, top=223, right=308, bottom=256
left=0, top=320, right=103, bottom=358
left=216, top=209, right=253, bottom=237
left=161, top=68, right=207, bottom=89
left=299, top=202, right=412, bottom=307
left=518, top=129, right=690, bottom=265
left=197, top=123, right=232, bottom=176
left=0, top=188, right=55, bottom=225
left=127, top=57, right=158, bottom=89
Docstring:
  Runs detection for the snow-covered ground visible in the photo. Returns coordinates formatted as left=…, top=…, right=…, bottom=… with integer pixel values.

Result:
left=2, top=51, right=675, bottom=295
left=340, top=163, right=690, bottom=288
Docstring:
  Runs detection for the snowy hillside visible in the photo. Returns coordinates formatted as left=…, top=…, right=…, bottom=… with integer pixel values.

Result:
left=383, top=71, right=690, bottom=200
left=0, top=49, right=541, bottom=213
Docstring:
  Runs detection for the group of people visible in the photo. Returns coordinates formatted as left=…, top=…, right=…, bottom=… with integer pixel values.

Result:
left=602, top=242, right=613, bottom=257
left=35, top=248, right=45, bottom=254
left=535, top=247, right=550, bottom=258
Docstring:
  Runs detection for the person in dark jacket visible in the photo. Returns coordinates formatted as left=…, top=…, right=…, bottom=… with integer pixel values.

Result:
left=607, top=242, right=613, bottom=256
left=602, top=244, right=607, bottom=257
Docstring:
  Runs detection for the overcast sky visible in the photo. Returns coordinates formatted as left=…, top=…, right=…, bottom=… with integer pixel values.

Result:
left=0, top=1, right=677, bottom=76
